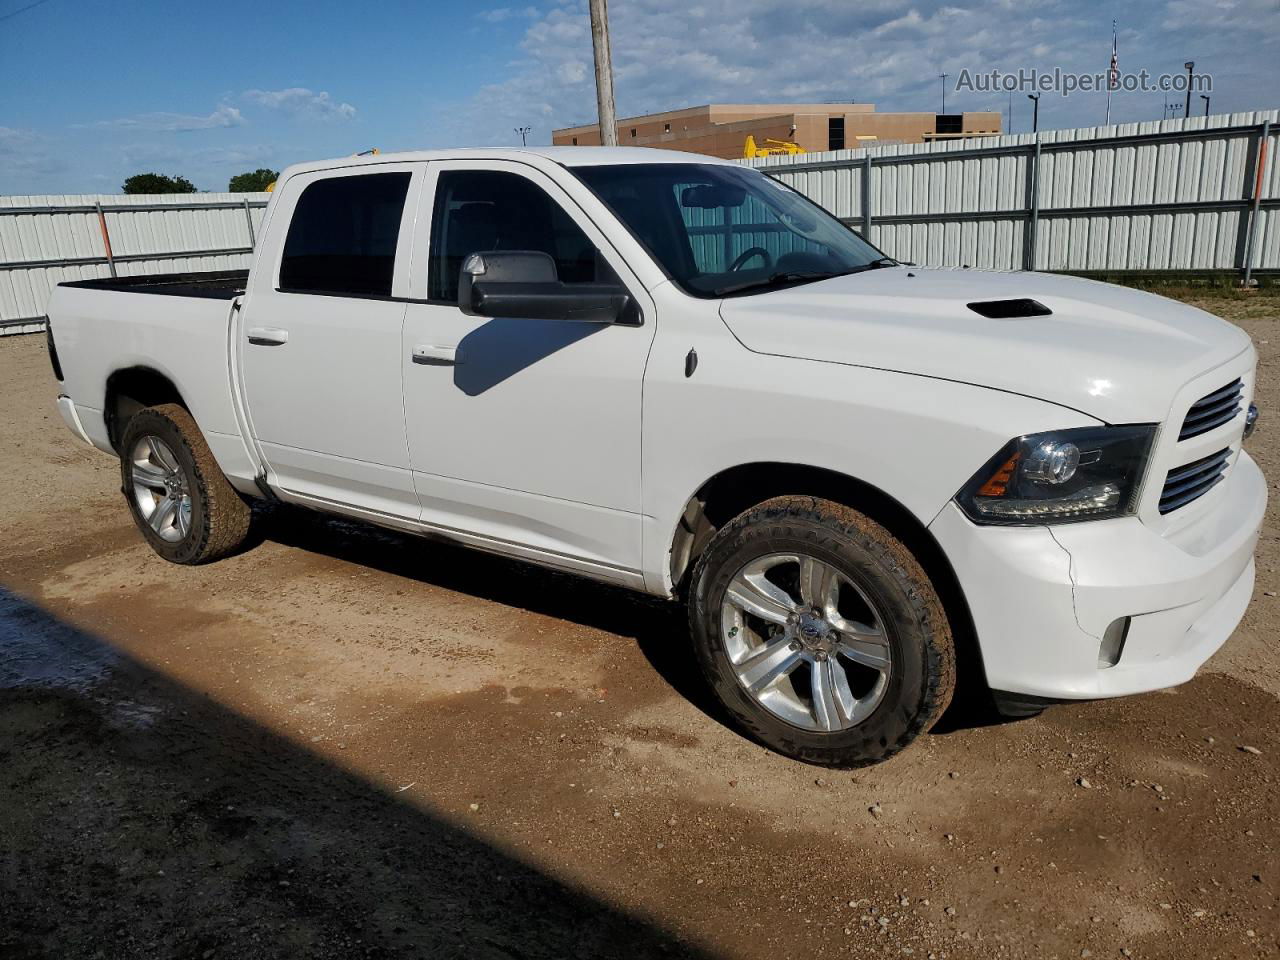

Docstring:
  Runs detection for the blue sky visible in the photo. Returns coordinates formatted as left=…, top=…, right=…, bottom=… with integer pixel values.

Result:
left=2, top=0, right=1277, bottom=195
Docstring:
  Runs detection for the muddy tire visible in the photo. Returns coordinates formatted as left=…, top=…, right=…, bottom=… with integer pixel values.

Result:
left=688, top=496, right=955, bottom=767
left=119, top=403, right=252, bottom=565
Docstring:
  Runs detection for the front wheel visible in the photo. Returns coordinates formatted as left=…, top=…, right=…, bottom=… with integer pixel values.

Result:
left=688, top=496, right=955, bottom=767
left=119, top=403, right=252, bottom=564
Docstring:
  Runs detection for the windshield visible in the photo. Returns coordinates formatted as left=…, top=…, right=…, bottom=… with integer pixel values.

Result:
left=570, top=162, right=887, bottom=298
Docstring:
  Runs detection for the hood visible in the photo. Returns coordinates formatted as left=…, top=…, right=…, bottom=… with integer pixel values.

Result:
left=717, top=267, right=1253, bottom=423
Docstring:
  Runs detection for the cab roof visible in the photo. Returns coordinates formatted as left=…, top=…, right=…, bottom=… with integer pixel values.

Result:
left=278, top=146, right=738, bottom=179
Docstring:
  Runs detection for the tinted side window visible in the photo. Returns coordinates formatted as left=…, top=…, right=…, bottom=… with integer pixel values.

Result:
left=280, top=173, right=411, bottom=296
left=427, top=169, right=610, bottom=302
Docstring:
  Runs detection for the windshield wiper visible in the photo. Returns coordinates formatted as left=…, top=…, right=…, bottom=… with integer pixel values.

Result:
left=840, top=257, right=899, bottom=273
left=712, top=271, right=839, bottom=297
left=713, top=259, right=901, bottom=296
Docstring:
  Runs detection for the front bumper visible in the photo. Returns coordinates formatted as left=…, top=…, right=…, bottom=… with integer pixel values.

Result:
left=929, top=449, right=1266, bottom=700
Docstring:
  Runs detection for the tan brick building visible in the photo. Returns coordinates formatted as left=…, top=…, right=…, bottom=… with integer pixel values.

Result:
left=553, top=103, right=1001, bottom=158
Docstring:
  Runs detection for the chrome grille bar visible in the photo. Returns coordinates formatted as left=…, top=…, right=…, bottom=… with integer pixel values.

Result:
left=1180, top=378, right=1243, bottom=441
left=1159, top=448, right=1231, bottom=514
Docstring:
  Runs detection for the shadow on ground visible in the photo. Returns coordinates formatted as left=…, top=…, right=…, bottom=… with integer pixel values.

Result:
left=253, top=504, right=734, bottom=724
left=0, top=587, right=711, bottom=959
left=252, top=504, right=1009, bottom=742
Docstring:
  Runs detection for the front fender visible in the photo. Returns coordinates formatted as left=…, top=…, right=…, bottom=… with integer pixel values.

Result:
left=640, top=344, right=1099, bottom=595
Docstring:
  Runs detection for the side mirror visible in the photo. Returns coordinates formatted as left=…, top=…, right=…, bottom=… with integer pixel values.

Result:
left=457, top=250, right=633, bottom=324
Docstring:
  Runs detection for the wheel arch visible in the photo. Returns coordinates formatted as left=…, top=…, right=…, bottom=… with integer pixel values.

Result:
left=667, top=461, right=987, bottom=689
left=104, top=366, right=188, bottom=453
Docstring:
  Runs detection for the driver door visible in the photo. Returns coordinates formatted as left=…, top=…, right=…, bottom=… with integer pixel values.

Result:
left=400, top=160, right=656, bottom=585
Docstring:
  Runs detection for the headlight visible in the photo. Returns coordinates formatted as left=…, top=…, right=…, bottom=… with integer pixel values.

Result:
left=957, top=424, right=1156, bottom=525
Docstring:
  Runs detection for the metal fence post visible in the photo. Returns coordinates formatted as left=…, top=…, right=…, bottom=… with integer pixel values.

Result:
left=1023, top=140, right=1041, bottom=271
left=862, top=153, right=873, bottom=240
left=94, top=202, right=116, bottom=278
left=1242, top=119, right=1271, bottom=287
left=242, top=197, right=256, bottom=249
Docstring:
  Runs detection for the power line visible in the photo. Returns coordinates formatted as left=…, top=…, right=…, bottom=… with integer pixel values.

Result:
left=0, top=0, right=54, bottom=23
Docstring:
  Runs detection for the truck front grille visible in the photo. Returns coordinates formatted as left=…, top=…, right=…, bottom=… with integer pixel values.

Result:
left=1180, top=378, right=1243, bottom=440
left=1159, top=448, right=1231, bottom=514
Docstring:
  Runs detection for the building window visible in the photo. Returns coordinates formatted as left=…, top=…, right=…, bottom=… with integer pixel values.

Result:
left=936, top=114, right=963, bottom=134
left=572, top=137, right=578, bottom=145
left=664, top=123, right=671, bottom=133
left=828, top=117, right=845, bottom=151
left=631, top=128, right=637, bottom=138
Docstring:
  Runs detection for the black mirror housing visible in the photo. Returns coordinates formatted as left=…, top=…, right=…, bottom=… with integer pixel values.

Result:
left=457, top=250, right=635, bottom=324
left=680, top=184, right=747, bottom=209
left=457, top=250, right=556, bottom=311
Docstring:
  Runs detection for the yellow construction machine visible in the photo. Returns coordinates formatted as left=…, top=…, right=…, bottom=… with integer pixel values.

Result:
left=743, top=135, right=806, bottom=158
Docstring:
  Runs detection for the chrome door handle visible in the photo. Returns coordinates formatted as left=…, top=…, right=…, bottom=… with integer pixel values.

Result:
left=412, top=344, right=459, bottom=365
left=247, top=326, right=289, bottom=346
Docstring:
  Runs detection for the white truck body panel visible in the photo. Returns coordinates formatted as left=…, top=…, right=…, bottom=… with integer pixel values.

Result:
left=45, top=145, right=1266, bottom=703
left=238, top=161, right=424, bottom=520
left=400, top=159, right=658, bottom=583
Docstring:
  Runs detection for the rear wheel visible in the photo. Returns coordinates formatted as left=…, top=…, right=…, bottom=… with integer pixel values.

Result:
left=688, top=496, right=955, bottom=766
left=119, top=404, right=252, bottom=564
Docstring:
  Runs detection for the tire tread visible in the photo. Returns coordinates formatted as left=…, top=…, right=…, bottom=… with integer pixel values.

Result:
left=120, top=403, right=252, bottom=564
left=688, top=495, right=955, bottom=767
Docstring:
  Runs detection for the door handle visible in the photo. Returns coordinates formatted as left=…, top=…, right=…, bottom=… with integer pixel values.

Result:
left=412, top=344, right=460, bottom=365
left=247, top=327, right=289, bottom=346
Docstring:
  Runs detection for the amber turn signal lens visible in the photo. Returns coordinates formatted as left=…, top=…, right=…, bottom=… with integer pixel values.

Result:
left=976, top=451, right=1021, bottom=497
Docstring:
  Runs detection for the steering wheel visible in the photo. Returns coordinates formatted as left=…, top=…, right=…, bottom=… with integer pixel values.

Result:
left=729, top=247, right=774, bottom=272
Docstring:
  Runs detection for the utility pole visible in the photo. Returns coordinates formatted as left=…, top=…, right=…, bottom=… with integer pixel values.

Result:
left=514, top=126, right=531, bottom=146
left=939, top=74, right=948, bottom=113
left=1027, top=93, right=1040, bottom=133
left=1200, top=94, right=1211, bottom=117
left=588, top=0, right=618, bottom=147
left=1183, top=61, right=1195, bottom=120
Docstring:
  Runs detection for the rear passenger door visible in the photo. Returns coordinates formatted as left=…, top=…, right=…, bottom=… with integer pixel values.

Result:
left=239, top=164, right=424, bottom=520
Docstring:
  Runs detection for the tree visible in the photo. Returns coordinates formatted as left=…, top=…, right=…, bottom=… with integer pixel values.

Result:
left=228, top=168, right=279, bottom=193
left=122, top=173, right=197, bottom=194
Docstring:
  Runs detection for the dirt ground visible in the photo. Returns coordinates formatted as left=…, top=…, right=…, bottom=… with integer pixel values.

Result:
left=2, top=294, right=1279, bottom=959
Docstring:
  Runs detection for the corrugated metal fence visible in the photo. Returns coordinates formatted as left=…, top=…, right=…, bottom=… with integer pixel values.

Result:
left=3, top=110, right=1276, bottom=336
left=0, top=192, right=268, bottom=335
left=741, top=109, right=1278, bottom=281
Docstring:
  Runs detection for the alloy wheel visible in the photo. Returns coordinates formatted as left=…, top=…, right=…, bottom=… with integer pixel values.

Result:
left=720, top=552, right=892, bottom=732
left=129, top=435, right=192, bottom=543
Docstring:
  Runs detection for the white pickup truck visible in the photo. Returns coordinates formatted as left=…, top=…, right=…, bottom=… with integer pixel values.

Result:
left=47, top=147, right=1265, bottom=766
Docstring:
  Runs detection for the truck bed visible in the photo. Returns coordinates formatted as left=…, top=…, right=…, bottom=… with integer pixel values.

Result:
left=60, top=270, right=249, bottom=300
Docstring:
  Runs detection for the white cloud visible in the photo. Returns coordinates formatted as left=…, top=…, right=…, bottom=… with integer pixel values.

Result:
left=0, top=126, right=38, bottom=154
left=0, top=126, right=68, bottom=193
left=0, top=127, right=51, bottom=171
left=478, top=6, right=539, bottom=23
left=426, top=0, right=1280, bottom=146
left=92, top=104, right=243, bottom=133
left=243, top=87, right=357, bottom=120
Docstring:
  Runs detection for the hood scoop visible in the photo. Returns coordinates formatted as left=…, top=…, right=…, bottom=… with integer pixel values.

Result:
left=966, top=298, right=1053, bottom=319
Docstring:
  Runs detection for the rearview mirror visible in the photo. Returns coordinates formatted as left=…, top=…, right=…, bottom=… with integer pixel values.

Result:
left=680, top=184, right=747, bottom=209
left=457, top=251, right=634, bottom=324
